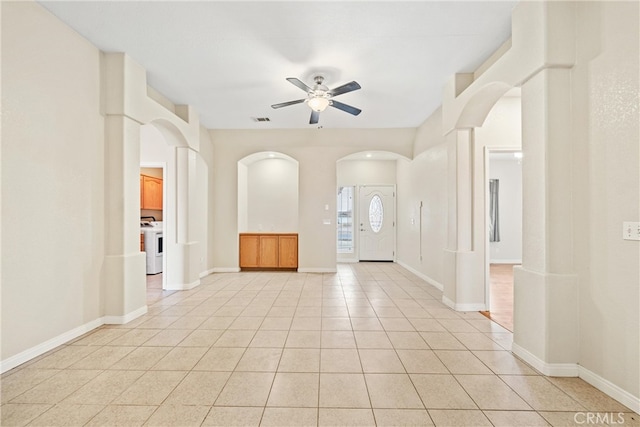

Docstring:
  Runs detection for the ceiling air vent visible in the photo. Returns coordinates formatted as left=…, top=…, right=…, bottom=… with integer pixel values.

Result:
left=252, top=117, right=271, bottom=122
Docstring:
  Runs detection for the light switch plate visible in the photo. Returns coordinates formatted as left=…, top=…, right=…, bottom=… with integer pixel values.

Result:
left=623, top=222, right=640, bottom=241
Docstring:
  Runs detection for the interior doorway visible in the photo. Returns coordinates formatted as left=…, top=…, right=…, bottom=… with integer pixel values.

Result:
left=358, top=185, right=395, bottom=261
left=483, top=150, right=523, bottom=331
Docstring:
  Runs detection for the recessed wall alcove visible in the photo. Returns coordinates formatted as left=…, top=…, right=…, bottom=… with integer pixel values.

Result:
left=238, top=152, right=299, bottom=233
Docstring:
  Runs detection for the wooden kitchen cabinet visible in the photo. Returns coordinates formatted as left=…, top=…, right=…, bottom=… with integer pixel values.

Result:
left=141, top=174, right=163, bottom=210
left=239, top=233, right=298, bottom=271
left=239, top=234, right=260, bottom=267
left=278, top=235, right=298, bottom=268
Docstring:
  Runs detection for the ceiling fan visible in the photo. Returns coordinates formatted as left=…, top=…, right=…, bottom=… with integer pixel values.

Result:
left=271, top=76, right=362, bottom=125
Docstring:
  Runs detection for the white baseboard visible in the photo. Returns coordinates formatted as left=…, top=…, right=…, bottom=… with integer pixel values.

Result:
left=103, top=306, right=148, bottom=325
left=165, top=279, right=200, bottom=291
left=199, top=268, right=216, bottom=278
left=1, top=305, right=150, bottom=374
left=512, top=342, right=640, bottom=413
left=298, top=268, right=337, bottom=273
left=211, top=267, right=241, bottom=273
left=337, top=258, right=359, bottom=263
left=397, top=261, right=444, bottom=291
left=441, top=296, right=486, bottom=312
left=512, top=342, right=579, bottom=376
left=490, top=259, right=522, bottom=264
left=579, top=365, right=640, bottom=414
left=1, top=317, right=103, bottom=373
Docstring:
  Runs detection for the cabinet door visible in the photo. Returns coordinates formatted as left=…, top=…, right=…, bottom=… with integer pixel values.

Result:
left=142, top=176, right=163, bottom=210
left=279, top=235, right=298, bottom=268
left=239, top=235, right=260, bottom=267
left=259, top=235, right=279, bottom=267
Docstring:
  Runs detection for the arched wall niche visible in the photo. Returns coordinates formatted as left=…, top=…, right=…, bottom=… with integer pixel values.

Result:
left=237, top=151, right=299, bottom=233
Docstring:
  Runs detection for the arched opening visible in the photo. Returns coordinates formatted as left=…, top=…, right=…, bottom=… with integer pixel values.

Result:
left=139, top=121, right=208, bottom=292
left=473, top=88, right=523, bottom=331
left=336, top=151, right=410, bottom=263
left=445, top=82, right=523, bottom=331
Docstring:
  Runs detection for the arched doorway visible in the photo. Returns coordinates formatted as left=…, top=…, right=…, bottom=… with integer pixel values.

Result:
left=336, top=151, right=410, bottom=263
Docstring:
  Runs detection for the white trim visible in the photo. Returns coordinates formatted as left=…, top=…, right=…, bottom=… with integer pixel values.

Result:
left=1, top=318, right=103, bottom=373
left=489, top=259, right=522, bottom=264
left=512, top=342, right=579, bottom=376
left=103, top=305, right=148, bottom=325
left=442, top=295, right=486, bottom=312
left=512, top=343, right=640, bottom=413
left=337, top=257, right=359, bottom=263
left=2, top=304, right=150, bottom=373
left=298, top=268, right=337, bottom=273
left=211, top=267, right=241, bottom=273
left=199, top=268, right=216, bottom=278
left=165, top=279, right=200, bottom=291
left=397, top=260, right=444, bottom=291
left=579, top=365, right=640, bottom=414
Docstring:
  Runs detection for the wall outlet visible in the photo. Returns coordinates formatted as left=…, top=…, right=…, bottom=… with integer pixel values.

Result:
left=623, top=222, right=640, bottom=241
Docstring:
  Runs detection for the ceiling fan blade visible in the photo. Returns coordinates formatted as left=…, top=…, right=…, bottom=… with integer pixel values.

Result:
left=330, top=100, right=362, bottom=116
left=271, top=99, right=306, bottom=109
left=327, top=81, right=361, bottom=97
left=287, top=77, right=313, bottom=93
left=309, top=110, right=320, bottom=125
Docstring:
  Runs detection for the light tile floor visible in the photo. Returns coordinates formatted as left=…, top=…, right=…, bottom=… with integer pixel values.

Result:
left=2, top=263, right=638, bottom=426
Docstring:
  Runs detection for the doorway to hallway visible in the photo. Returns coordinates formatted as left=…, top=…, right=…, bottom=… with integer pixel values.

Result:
left=482, top=263, right=516, bottom=331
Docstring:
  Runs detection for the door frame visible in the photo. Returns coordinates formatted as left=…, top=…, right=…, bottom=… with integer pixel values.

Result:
left=357, top=184, right=397, bottom=262
left=483, top=147, right=521, bottom=312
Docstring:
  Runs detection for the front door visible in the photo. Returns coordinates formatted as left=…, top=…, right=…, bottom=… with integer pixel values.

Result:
left=359, top=185, right=395, bottom=261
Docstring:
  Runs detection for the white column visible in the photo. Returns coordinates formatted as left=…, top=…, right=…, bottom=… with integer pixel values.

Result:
left=513, top=67, right=579, bottom=372
left=103, top=115, right=147, bottom=322
left=164, top=146, right=201, bottom=290
left=443, top=129, right=486, bottom=311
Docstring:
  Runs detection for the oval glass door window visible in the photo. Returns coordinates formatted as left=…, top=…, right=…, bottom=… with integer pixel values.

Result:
left=369, top=195, right=384, bottom=233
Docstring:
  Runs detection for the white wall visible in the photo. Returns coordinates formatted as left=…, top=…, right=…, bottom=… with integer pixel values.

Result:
left=198, top=125, right=216, bottom=274
left=245, top=158, right=299, bottom=232
left=572, top=0, right=640, bottom=402
left=1, top=2, right=104, bottom=362
left=337, top=159, right=396, bottom=186
left=489, top=156, right=522, bottom=263
left=396, top=147, right=448, bottom=288
left=237, top=163, right=248, bottom=232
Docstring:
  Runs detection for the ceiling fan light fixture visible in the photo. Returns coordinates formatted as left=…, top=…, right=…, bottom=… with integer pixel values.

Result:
left=307, top=96, right=330, bottom=112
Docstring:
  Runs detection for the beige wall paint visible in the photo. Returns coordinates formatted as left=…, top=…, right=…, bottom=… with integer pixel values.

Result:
left=1, top=2, right=105, bottom=360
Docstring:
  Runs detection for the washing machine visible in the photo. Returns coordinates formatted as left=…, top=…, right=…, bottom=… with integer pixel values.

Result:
left=142, top=222, right=163, bottom=274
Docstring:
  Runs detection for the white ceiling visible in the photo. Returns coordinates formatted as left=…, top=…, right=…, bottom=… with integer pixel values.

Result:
left=39, top=1, right=518, bottom=130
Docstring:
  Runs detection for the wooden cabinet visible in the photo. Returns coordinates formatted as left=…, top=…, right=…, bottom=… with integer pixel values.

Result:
left=239, top=234, right=260, bottom=267
left=278, top=235, right=298, bottom=268
left=140, top=232, right=145, bottom=252
left=239, top=233, right=298, bottom=271
left=141, top=174, right=163, bottom=210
